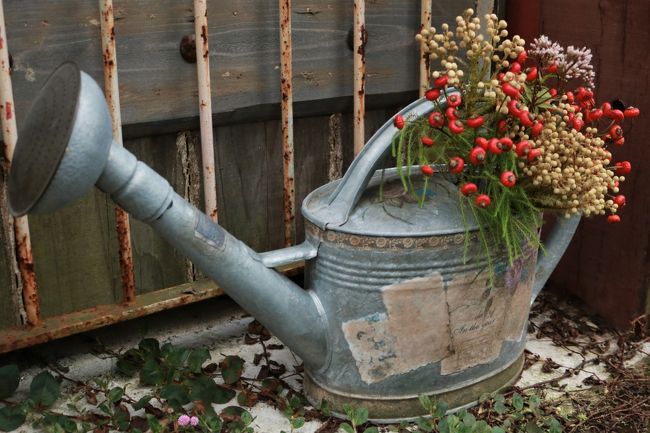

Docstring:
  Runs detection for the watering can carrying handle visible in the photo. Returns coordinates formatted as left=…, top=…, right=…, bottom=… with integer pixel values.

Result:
left=322, top=92, right=580, bottom=304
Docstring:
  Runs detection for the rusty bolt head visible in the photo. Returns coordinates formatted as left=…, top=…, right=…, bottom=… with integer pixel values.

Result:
left=180, top=34, right=197, bottom=63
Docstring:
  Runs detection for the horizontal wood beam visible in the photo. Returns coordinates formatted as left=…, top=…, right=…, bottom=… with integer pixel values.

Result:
left=4, top=0, right=474, bottom=133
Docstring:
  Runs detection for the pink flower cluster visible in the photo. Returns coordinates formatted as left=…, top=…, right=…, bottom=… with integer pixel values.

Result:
left=177, top=414, right=199, bottom=427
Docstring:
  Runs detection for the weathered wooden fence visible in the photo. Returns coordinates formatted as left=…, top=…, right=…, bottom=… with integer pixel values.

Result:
left=0, top=0, right=498, bottom=352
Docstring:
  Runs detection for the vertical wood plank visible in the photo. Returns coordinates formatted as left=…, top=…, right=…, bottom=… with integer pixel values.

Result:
left=542, top=0, right=650, bottom=328
left=125, top=134, right=194, bottom=293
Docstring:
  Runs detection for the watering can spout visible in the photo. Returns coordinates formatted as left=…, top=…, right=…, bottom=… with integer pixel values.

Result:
left=7, top=63, right=329, bottom=370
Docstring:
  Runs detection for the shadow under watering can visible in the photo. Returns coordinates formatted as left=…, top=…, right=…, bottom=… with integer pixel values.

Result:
left=8, top=63, right=580, bottom=421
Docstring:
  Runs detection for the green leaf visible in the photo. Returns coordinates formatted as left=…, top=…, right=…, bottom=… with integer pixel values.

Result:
left=415, top=417, right=433, bottom=432
left=165, top=347, right=191, bottom=369
left=188, top=349, right=211, bottom=373
left=434, top=401, right=449, bottom=418
left=461, top=412, right=476, bottom=426
left=189, top=376, right=235, bottom=404
left=116, top=349, right=143, bottom=377
left=290, top=417, right=305, bottom=429
left=491, top=427, right=505, bottom=433
left=494, top=400, right=507, bottom=415
left=139, top=358, right=164, bottom=386
left=0, top=366, right=20, bottom=400
left=363, top=428, right=379, bottom=433
left=512, top=393, right=524, bottom=412
left=0, top=406, right=26, bottom=432
left=220, top=356, right=245, bottom=385
left=107, top=387, right=124, bottom=404
left=202, top=414, right=223, bottom=432
left=319, top=399, right=331, bottom=417
left=418, top=394, right=433, bottom=412
left=353, top=407, right=369, bottom=426
left=133, top=394, right=153, bottom=410
left=343, top=404, right=354, bottom=419
left=340, top=423, right=354, bottom=433
left=29, top=371, right=60, bottom=407
left=55, top=415, right=78, bottom=433
left=138, top=339, right=161, bottom=358
left=160, top=384, right=190, bottom=407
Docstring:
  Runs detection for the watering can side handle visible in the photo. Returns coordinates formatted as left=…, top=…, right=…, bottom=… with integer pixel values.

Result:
left=531, top=213, right=581, bottom=305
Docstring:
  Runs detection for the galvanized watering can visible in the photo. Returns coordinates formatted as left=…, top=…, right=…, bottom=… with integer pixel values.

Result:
left=9, top=64, right=580, bottom=421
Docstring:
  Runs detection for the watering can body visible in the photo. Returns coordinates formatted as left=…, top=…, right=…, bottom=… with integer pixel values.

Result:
left=8, top=64, right=580, bottom=421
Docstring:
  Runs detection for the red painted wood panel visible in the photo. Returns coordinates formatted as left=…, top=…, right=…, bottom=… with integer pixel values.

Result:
left=533, top=0, right=650, bottom=328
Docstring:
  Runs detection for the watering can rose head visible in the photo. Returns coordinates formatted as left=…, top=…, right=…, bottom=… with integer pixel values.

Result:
left=392, top=8, right=640, bottom=264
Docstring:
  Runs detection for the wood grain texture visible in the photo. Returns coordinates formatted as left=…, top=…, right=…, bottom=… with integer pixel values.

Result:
left=3, top=0, right=473, bottom=130
left=27, top=190, right=121, bottom=318
left=541, top=0, right=650, bottom=328
left=0, top=179, right=20, bottom=327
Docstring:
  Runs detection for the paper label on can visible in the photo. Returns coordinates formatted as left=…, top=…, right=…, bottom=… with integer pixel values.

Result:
left=342, top=252, right=536, bottom=383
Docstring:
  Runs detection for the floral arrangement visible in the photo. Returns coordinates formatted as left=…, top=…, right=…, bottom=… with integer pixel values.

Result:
left=391, top=9, right=640, bottom=268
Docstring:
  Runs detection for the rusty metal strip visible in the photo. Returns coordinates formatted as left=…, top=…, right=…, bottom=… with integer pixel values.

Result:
left=353, top=0, right=366, bottom=156
left=0, top=1, right=40, bottom=326
left=279, top=0, right=295, bottom=246
left=0, top=261, right=303, bottom=354
left=194, top=0, right=218, bottom=222
left=99, top=0, right=136, bottom=305
left=419, top=1, right=432, bottom=97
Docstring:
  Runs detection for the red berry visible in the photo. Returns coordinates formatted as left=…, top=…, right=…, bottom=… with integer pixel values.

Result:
left=469, top=146, right=487, bottom=165
left=500, top=171, right=517, bottom=188
left=601, top=102, right=612, bottom=115
left=527, top=148, right=542, bottom=162
left=428, top=112, right=444, bottom=128
left=448, top=156, right=465, bottom=174
left=624, top=106, right=640, bottom=118
left=434, top=75, right=448, bottom=88
left=614, top=136, right=625, bottom=147
left=607, top=214, right=621, bottom=224
left=516, top=51, right=527, bottom=64
left=501, top=82, right=520, bottom=100
left=447, top=93, right=462, bottom=107
left=498, top=137, right=513, bottom=151
left=509, top=62, right=522, bottom=73
left=475, top=194, right=491, bottom=208
left=547, top=63, right=558, bottom=73
left=588, top=108, right=603, bottom=121
left=609, top=125, right=623, bottom=139
left=613, top=194, right=626, bottom=207
left=446, top=106, right=458, bottom=120
left=421, top=136, right=435, bottom=147
left=448, top=119, right=465, bottom=134
left=425, top=88, right=441, bottom=101
left=466, top=115, right=485, bottom=128
left=507, top=100, right=523, bottom=117
left=608, top=109, right=625, bottom=122
left=531, top=121, right=544, bottom=137
left=394, top=114, right=405, bottom=129
left=549, top=88, right=558, bottom=97
left=488, top=138, right=502, bottom=155
left=498, top=119, right=509, bottom=134
left=421, top=165, right=434, bottom=176
left=565, top=91, right=575, bottom=104
left=475, top=137, right=489, bottom=150
left=460, top=183, right=478, bottom=196
left=515, top=140, right=532, bottom=157
left=615, top=161, right=631, bottom=175
left=572, top=117, right=584, bottom=131
left=525, top=67, right=538, bottom=81
left=519, top=111, right=534, bottom=127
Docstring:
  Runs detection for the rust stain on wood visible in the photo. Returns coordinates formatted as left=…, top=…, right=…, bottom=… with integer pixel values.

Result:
left=353, top=0, right=366, bottom=155
left=279, top=0, right=295, bottom=247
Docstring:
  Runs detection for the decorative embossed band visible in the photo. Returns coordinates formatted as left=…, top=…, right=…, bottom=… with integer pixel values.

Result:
left=305, top=221, right=479, bottom=250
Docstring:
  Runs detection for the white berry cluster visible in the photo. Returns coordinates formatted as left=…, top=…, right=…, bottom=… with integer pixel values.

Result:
left=515, top=105, right=620, bottom=217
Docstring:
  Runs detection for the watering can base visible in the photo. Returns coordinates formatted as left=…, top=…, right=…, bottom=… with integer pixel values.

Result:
left=303, top=354, right=524, bottom=423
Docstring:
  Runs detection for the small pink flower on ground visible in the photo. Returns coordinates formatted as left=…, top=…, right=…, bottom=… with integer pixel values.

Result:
left=190, top=416, right=199, bottom=427
left=178, top=415, right=190, bottom=426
